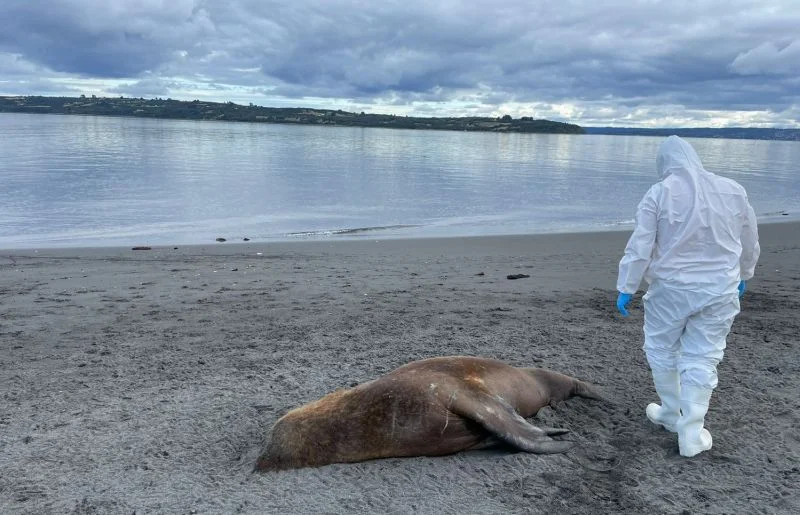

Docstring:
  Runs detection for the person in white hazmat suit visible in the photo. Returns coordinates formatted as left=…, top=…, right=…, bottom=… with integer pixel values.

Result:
left=616, top=135, right=760, bottom=457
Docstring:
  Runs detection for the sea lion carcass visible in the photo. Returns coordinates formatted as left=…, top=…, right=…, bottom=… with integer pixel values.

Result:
left=255, top=355, right=603, bottom=471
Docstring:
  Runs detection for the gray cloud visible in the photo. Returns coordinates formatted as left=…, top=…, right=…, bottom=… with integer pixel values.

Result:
left=0, top=0, right=799, bottom=126
left=0, top=0, right=212, bottom=77
left=730, top=40, right=800, bottom=76
left=107, top=76, right=183, bottom=98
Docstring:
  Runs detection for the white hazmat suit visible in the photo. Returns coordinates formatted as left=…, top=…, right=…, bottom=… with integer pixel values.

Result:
left=617, top=135, right=760, bottom=457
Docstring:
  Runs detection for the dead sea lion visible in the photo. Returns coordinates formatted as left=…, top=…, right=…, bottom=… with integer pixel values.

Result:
left=255, top=356, right=603, bottom=471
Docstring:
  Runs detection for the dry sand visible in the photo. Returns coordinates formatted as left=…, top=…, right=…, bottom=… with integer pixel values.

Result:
left=1, top=223, right=798, bottom=514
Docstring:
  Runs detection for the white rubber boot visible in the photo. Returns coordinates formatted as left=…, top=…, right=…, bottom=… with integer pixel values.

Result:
left=646, top=370, right=681, bottom=432
left=677, top=385, right=713, bottom=457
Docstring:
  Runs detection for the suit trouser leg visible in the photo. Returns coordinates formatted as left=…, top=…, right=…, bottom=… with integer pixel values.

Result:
left=642, top=286, right=687, bottom=431
left=676, top=294, right=739, bottom=457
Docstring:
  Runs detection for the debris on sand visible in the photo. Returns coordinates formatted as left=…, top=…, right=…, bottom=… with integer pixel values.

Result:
left=507, top=273, right=530, bottom=280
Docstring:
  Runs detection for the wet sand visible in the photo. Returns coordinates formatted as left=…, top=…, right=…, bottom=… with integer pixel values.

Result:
left=1, top=222, right=798, bottom=514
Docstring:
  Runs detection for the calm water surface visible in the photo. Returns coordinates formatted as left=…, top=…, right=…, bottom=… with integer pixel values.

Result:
left=0, top=113, right=797, bottom=248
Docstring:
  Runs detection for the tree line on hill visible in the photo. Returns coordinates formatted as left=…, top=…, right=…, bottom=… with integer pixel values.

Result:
left=0, top=95, right=585, bottom=134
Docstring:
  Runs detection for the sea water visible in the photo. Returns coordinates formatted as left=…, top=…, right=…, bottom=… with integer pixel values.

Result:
left=0, top=113, right=797, bottom=249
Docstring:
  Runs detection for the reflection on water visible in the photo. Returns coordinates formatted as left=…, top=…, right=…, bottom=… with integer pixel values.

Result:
left=0, top=113, right=798, bottom=248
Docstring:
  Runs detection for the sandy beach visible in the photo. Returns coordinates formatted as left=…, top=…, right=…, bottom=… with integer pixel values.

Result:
left=1, top=222, right=798, bottom=514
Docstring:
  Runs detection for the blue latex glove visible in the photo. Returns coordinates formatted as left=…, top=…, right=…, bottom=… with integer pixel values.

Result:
left=617, top=292, right=632, bottom=317
left=738, top=280, right=746, bottom=298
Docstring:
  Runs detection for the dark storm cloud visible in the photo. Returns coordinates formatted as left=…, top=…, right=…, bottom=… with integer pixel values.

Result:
left=202, top=0, right=799, bottom=112
left=0, top=0, right=212, bottom=77
left=0, top=0, right=798, bottom=125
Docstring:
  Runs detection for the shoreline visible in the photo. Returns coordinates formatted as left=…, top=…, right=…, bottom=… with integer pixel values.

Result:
left=2, top=218, right=797, bottom=256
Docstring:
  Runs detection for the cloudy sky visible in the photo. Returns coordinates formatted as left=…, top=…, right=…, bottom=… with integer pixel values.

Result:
left=1, top=0, right=798, bottom=127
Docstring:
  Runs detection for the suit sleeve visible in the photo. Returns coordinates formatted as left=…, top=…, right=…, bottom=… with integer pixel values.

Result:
left=739, top=200, right=760, bottom=281
left=617, top=188, right=658, bottom=294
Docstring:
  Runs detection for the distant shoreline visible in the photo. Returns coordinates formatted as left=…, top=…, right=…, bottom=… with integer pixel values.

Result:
left=0, top=95, right=584, bottom=135
left=3, top=96, right=797, bottom=140
left=584, top=126, right=800, bottom=141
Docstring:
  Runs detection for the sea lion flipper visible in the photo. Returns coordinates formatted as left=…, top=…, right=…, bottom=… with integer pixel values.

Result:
left=539, top=427, right=570, bottom=436
left=450, top=392, right=573, bottom=454
left=525, top=439, right=574, bottom=454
